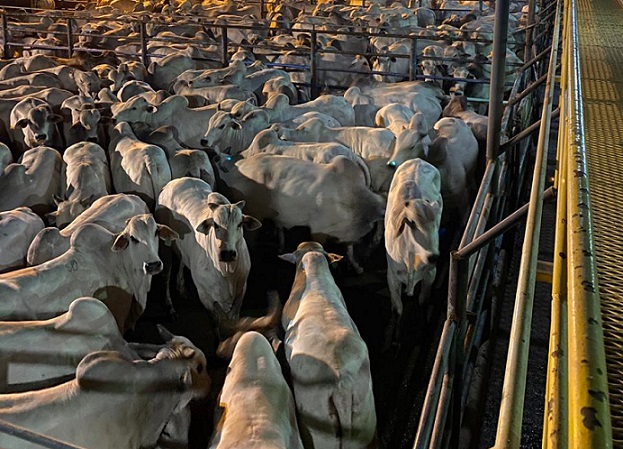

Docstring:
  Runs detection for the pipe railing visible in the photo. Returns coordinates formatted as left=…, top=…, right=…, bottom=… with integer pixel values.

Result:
left=0, top=5, right=519, bottom=100
left=542, top=0, right=612, bottom=446
left=413, top=0, right=559, bottom=445
left=490, top=0, right=561, bottom=446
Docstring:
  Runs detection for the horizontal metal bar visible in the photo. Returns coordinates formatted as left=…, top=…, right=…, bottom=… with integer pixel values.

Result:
left=456, top=186, right=556, bottom=260
left=499, top=108, right=560, bottom=154
left=0, top=419, right=86, bottom=449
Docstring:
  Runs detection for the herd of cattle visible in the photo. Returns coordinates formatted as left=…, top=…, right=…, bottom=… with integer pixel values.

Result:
left=0, top=0, right=529, bottom=447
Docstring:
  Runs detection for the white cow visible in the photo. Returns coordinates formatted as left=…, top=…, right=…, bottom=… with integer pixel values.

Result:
left=137, top=125, right=216, bottom=186
left=0, top=345, right=209, bottom=449
left=0, top=146, right=64, bottom=216
left=275, top=117, right=397, bottom=159
left=441, top=90, right=488, bottom=142
left=209, top=331, right=304, bottom=449
left=0, top=214, right=177, bottom=332
left=0, top=207, right=45, bottom=273
left=426, top=117, right=479, bottom=223
left=111, top=95, right=219, bottom=148
left=157, top=178, right=261, bottom=319
left=109, top=122, right=172, bottom=209
left=279, top=242, right=377, bottom=449
left=50, top=142, right=113, bottom=228
left=9, top=98, right=64, bottom=150
left=243, top=129, right=372, bottom=187
left=216, top=154, right=386, bottom=271
left=27, top=193, right=149, bottom=266
left=0, top=297, right=135, bottom=392
left=384, top=159, right=443, bottom=344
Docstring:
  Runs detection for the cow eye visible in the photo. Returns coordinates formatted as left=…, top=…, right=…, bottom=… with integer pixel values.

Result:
left=130, top=236, right=139, bottom=244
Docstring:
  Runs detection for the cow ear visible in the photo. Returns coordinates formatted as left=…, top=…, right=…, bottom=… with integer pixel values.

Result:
left=233, top=200, right=246, bottom=210
left=50, top=114, right=64, bottom=123
left=180, top=346, right=196, bottom=359
left=242, top=215, right=261, bottom=231
left=157, top=324, right=175, bottom=342
left=196, top=218, right=213, bottom=234
left=53, top=194, right=63, bottom=206
left=156, top=224, right=178, bottom=244
left=112, top=233, right=129, bottom=251
left=326, top=253, right=343, bottom=264
left=278, top=252, right=297, bottom=264
left=230, top=120, right=242, bottom=130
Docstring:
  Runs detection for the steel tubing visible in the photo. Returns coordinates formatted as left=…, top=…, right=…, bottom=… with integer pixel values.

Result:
left=490, top=0, right=562, bottom=447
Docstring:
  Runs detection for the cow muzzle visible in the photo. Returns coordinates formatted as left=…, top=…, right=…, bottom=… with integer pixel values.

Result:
left=143, top=260, right=163, bottom=275
left=200, top=138, right=210, bottom=147
left=219, top=249, right=237, bottom=262
left=35, top=134, right=47, bottom=143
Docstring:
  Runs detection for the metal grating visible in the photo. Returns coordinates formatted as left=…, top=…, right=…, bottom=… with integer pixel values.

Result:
left=576, top=0, right=623, bottom=444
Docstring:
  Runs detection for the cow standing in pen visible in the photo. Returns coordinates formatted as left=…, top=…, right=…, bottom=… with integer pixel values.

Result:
left=384, top=159, right=443, bottom=346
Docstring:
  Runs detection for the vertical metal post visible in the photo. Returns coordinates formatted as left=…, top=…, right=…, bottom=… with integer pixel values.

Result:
left=409, top=36, right=418, bottom=81
left=139, top=21, right=149, bottom=67
left=309, top=29, right=319, bottom=100
left=524, top=0, right=536, bottom=63
left=449, top=252, right=469, bottom=447
left=66, top=17, right=73, bottom=58
left=260, top=0, right=265, bottom=20
left=2, top=12, right=9, bottom=59
left=484, top=0, right=511, bottom=161
left=220, top=25, right=228, bottom=67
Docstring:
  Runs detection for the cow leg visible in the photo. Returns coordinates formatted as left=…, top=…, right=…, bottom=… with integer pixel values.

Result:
left=418, top=268, right=436, bottom=306
left=159, top=245, right=177, bottom=320
left=346, top=244, right=364, bottom=274
left=384, top=272, right=404, bottom=352
left=176, top=259, right=188, bottom=299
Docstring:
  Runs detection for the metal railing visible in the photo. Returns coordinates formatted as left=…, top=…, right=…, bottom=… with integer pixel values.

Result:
left=0, top=5, right=523, bottom=101
left=542, top=0, right=612, bottom=446
left=411, top=0, right=560, bottom=446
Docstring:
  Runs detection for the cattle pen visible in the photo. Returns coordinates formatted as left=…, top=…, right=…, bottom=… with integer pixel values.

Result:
left=0, top=0, right=616, bottom=448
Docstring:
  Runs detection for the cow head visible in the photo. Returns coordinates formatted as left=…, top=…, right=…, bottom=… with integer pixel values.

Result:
left=389, top=159, right=443, bottom=268
left=278, top=241, right=343, bottom=268
left=387, top=113, right=431, bottom=168
left=195, top=194, right=261, bottom=268
left=201, top=109, right=269, bottom=155
left=10, top=99, right=63, bottom=148
left=112, top=214, right=178, bottom=276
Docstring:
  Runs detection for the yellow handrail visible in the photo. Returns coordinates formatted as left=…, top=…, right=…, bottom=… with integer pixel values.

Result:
left=490, top=1, right=562, bottom=448
left=544, top=0, right=612, bottom=446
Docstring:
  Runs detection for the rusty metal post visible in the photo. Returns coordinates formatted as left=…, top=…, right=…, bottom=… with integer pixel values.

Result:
left=2, top=12, right=9, bottom=59
left=409, top=36, right=418, bottom=81
left=485, top=0, right=511, bottom=161
left=139, top=21, right=149, bottom=67
left=66, top=17, right=73, bottom=58
left=220, top=25, right=228, bottom=67
left=524, top=0, right=536, bottom=62
left=309, top=29, right=319, bottom=99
